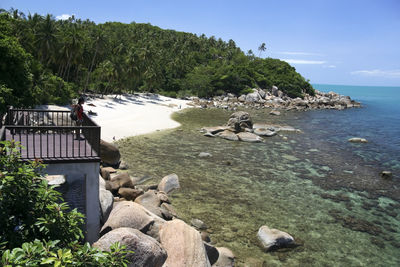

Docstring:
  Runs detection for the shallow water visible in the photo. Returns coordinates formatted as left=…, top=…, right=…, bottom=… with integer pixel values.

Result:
left=117, top=105, right=400, bottom=266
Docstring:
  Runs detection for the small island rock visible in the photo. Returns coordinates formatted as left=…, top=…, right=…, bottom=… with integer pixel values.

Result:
left=348, top=137, right=368, bottom=143
left=257, top=225, right=295, bottom=251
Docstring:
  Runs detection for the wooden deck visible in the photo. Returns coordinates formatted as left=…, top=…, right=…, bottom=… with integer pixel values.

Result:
left=5, top=129, right=99, bottom=163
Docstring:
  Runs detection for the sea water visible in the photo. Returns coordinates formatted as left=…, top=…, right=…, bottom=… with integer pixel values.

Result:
left=117, top=84, right=400, bottom=266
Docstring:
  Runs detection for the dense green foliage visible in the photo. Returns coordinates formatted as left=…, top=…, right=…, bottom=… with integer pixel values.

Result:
left=0, top=141, right=129, bottom=266
left=0, top=8, right=313, bottom=111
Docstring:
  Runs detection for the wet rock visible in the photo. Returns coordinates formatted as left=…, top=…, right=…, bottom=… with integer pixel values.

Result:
left=93, top=227, right=167, bottom=267
left=159, top=219, right=211, bottom=267
left=348, top=137, right=368, bottom=143
left=199, top=152, right=213, bottom=158
left=201, top=126, right=228, bottom=135
left=158, top=173, right=180, bottom=194
left=257, top=225, right=295, bottom=251
left=118, top=187, right=143, bottom=201
left=380, top=171, right=393, bottom=179
left=253, top=128, right=277, bottom=137
left=216, top=130, right=239, bottom=141
left=213, top=247, right=235, bottom=267
left=269, top=110, right=281, bottom=116
left=237, top=132, right=263, bottom=143
left=191, top=218, right=208, bottom=230
left=204, top=132, right=215, bottom=137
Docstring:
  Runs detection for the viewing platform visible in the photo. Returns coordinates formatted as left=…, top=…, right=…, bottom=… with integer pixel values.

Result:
left=1, top=108, right=100, bottom=163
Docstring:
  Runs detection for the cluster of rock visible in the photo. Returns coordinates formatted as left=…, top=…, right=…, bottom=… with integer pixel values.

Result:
left=201, top=111, right=301, bottom=143
left=97, top=159, right=234, bottom=266
left=188, top=86, right=361, bottom=111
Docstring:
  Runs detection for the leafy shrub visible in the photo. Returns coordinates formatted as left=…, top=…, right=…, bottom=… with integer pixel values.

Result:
left=0, top=141, right=130, bottom=265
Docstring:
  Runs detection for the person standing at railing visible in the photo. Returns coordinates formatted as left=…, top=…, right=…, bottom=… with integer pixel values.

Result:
left=75, top=97, right=85, bottom=140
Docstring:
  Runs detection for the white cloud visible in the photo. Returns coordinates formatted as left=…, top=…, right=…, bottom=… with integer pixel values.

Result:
left=351, top=69, right=400, bottom=78
left=323, top=65, right=336, bottom=68
left=56, top=14, right=73, bottom=20
left=278, top=51, right=323, bottom=56
left=282, top=59, right=326, bottom=65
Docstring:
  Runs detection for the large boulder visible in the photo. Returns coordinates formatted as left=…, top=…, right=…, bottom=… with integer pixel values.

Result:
left=159, top=219, right=211, bottom=267
left=257, top=225, right=295, bottom=251
left=100, top=201, right=164, bottom=236
left=237, top=132, right=263, bottom=143
left=93, top=227, right=167, bottom=267
left=158, top=174, right=180, bottom=194
left=204, top=242, right=219, bottom=265
left=99, top=188, right=114, bottom=224
left=216, top=130, right=239, bottom=141
left=100, top=139, right=121, bottom=166
left=245, top=92, right=261, bottom=103
left=227, top=111, right=253, bottom=132
left=213, top=247, right=235, bottom=267
left=111, top=172, right=136, bottom=188
left=118, top=187, right=143, bottom=201
left=135, top=190, right=163, bottom=218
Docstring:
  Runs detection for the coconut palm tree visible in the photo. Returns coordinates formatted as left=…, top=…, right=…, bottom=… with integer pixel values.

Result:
left=258, top=42, right=266, bottom=57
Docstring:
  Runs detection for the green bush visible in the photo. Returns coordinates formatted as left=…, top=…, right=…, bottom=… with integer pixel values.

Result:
left=0, top=141, right=130, bottom=265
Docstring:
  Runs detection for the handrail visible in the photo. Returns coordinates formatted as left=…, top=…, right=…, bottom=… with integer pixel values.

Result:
left=2, top=108, right=101, bottom=162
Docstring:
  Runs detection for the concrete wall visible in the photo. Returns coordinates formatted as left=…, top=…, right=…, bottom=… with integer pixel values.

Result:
left=45, top=161, right=100, bottom=243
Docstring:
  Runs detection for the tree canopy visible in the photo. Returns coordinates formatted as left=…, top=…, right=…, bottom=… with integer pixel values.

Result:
left=0, top=8, right=314, bottom=110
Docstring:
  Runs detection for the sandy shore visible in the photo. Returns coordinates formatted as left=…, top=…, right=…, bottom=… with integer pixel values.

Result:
left=84, top=94, right=190, bottom=142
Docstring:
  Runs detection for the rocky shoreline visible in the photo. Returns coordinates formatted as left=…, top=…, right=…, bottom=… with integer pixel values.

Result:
left=187, top=86, right=361, bottom=111
left=96, top=140, right=297, bottom=266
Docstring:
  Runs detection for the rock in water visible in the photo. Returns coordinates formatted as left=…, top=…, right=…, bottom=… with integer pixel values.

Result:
left=237, top=132, right=263, bottom=143
left=257, top=225, right=295, bottom=251
left=93, top=227, right=167, bottom=267
left=100, top=139, right=121, bottom=166
left=227, top=111, right=253, bottom=132
left=380, top=171, right=393, bottom=179
left=159, top=219, right=211, bottom=267
left=216, top=130, right=239, bottom=141
left=158, top=173, right=180, bottom=194
left=199, top=152, right=212, bottom=158
left=253, top=128, right=277, bottom=137
left=269, top=110, right=281, bottom=116
left=213, top=247, right=235, bottom=267
left=348, top=137, right=368, bottom=143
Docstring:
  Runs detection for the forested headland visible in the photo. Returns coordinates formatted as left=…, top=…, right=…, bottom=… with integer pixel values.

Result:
left=0, top=8, right=314, bottom=114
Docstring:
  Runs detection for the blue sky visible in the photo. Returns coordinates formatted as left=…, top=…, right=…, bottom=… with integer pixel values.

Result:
left=2, top=0, right=400, bottom=86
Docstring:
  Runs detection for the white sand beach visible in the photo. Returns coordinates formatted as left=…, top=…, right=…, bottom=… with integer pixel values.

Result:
left=84, top=94, right=190, bottom=142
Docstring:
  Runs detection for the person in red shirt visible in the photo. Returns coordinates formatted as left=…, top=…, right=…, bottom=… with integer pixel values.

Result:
left=75, top=97, right=85, bottom=140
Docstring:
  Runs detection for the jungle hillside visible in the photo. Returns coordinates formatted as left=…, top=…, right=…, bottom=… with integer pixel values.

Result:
left=0, top=8, right=314, bottom=114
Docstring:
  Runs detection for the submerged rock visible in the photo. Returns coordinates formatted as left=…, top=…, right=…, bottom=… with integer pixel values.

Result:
left=216, top=130, right=239, bottom=141
left=237, top=132, right=263, bottom=143
left=253, top=128, right=277, bottom=137
left=348, top=137, right=368, bottom=143
left=380, top=171, right=393, bottom=179
left=199, top=152, right=213, bottom=158
left=158, top=173, right=180, bottom=194
left=257, top=225, right=295, bottom=251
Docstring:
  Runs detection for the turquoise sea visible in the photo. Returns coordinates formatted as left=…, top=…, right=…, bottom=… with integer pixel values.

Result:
left=117, top=84, right=400, bottom=266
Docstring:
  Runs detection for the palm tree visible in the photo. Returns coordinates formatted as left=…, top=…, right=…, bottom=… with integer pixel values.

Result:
left=258, top=42, right=266, bottom=57
left=35, top=14, right=58, bottom=66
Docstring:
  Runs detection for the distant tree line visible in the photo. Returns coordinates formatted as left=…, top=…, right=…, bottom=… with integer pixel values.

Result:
left=0, top=8, right=314, bottom=114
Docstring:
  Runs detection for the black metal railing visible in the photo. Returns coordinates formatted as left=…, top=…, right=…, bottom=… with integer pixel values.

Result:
left=2, top=108, right=100, bottom=162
